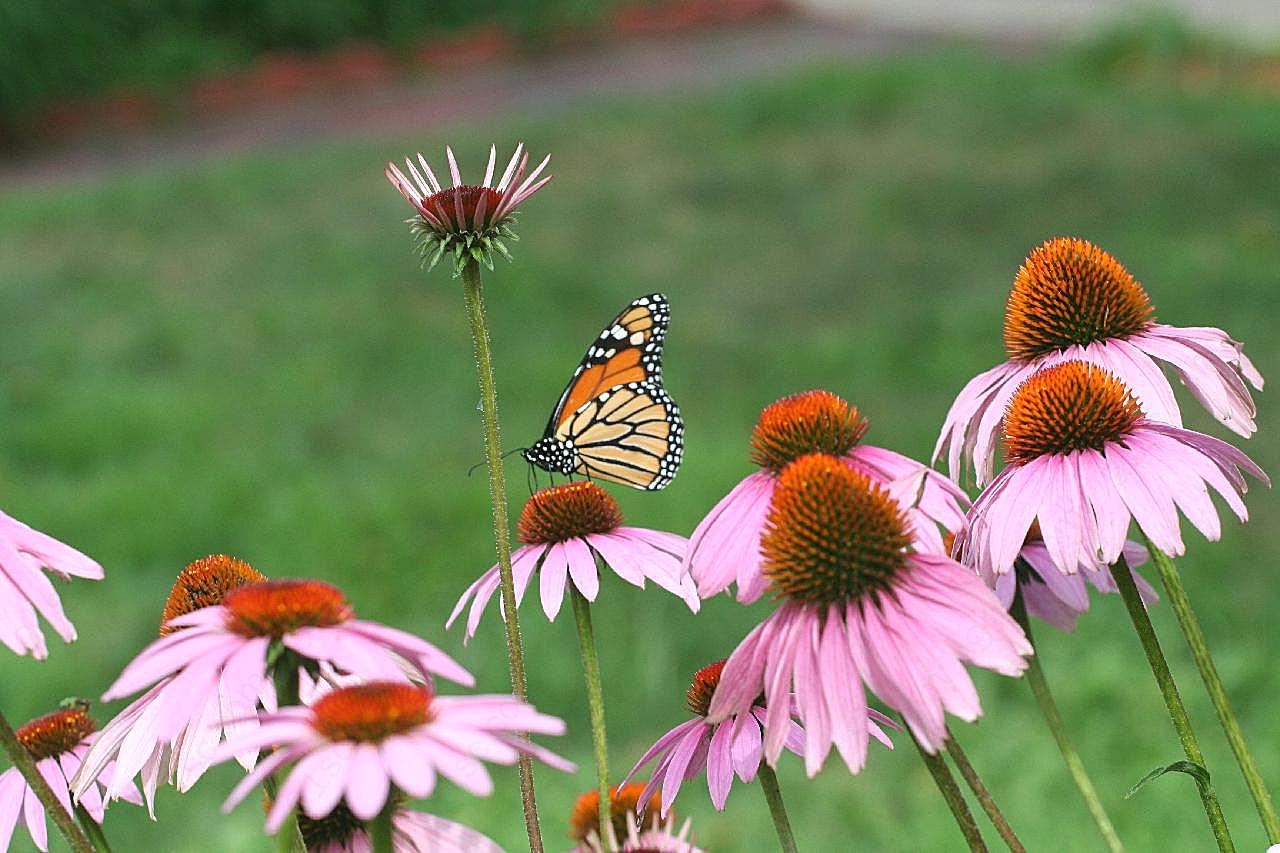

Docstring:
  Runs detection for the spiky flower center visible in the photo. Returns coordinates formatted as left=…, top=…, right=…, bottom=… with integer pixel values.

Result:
left=311, top=682, right=432, bottom=743
left=569, top=784, right=665, bottom=842
left=750, top=390, right=868, bottom=474
left=222, top=579, right=353, bottom=638
left=762, top=454, right=911, bottom=605
left=685, top=660, right=726, bottom=717
left=17, top=705, right=96, bottom=760
left=421, top=185, right=505, bottom=233
left=1003, top=237, right=1155, bottom=360
left=160, top=554, right=266, bottom=636
left=517, top=481, right=623, bottom=545
left=1003, top=361, right=1143, bottom=464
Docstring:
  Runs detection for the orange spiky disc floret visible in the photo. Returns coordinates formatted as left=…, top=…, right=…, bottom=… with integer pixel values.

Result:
left=750, top=390, right=868, bottom=474
left=686, top=660, right=727, bottom=717
left=762, top=454, right=911, bottom=605
left=1003, top=237, right=1155, bottom=360
left=423, top=185, right=504, bottom=232
left=222, top=579, right=353, bottom=638
left=311, top=683, right=432, bottom=743
left=517, top=481, right=623, bottom=545
left=160, top=554, right=266, bottom=636
left=17, top=703, right=96, bottom=760
left=1002, top=361, right=1143, bottom=464
left=568, top=784, right=665, bottom=842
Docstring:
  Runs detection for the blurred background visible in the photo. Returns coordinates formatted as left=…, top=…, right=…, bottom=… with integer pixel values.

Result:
left=1, top=1, right=1278, bottom=850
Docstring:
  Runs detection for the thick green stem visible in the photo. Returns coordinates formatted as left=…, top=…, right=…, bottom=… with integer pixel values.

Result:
left=75, top=803, right=112, bottom=853
left=460, top=258, right=544, bottom=852
left=1141, top=534, right=1280, bottom=842
left=1109, top=556, right=1234, bottom=852
left=945, top=732, right=1026, bottom=852
left=267, top=655, right=307, bottom=853
left=910, top=732, right=988, bottom=852
left=570, top=585, right=610, bottom=845
left=757, top=762, right=799, bottom=853
left=369, top=800, right=395, bottom=853
left=1011, top=590, right=1124, bottom=853
left=0, top=709, right=94, bottom=853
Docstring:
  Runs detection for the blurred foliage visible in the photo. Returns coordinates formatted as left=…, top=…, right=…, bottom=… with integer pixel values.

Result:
left=1, top=34, right=1279, bottom=852
left=0, top=0, right=613, bottom=131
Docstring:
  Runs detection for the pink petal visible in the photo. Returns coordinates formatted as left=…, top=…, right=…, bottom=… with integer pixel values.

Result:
left=538, top=543, right=569, bottom=621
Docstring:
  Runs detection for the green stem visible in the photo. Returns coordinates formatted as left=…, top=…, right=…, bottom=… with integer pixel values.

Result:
left=75, top=804, right=112, bottom=853
left=460, top=257, right=544, bottom=852
left=1109, top=556, right=1234, bottom=852
left=756, top=762, right=799, bottom=853
left=945, top=732, right=1026, bottom=852
left=0, top=709, right=94, bottom=853
left=369, top=800, right=395, bottom=853
left=570, top=585, right=610, bottom=846
left=1141, top=534, right=1280, bottom=842
left=1011, top=590, right=1124, bottom=853
left=910, top=731, right=988, bottom=852
left=266, top=654, right=306, bottom=853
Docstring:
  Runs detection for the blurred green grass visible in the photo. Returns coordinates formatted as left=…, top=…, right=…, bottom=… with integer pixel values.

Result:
left=1, top=42, right=1278, bottom=852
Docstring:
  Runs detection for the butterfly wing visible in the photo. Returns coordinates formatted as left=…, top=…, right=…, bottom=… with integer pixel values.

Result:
left=559, top=381, right=684, bottom=490
left=541, top=293, right=669, bottom=437
left=528, top=293, right=683, bottom=490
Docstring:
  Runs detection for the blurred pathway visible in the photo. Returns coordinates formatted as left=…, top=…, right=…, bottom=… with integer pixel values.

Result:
left=0, top=15, right=988, bottom=190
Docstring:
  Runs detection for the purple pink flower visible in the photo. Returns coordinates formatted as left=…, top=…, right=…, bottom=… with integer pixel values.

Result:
left=686, top=390, right=968, bottom=604
left=1, top=704, right=141, bottom=851
left=448, top=481, right=697, bottom=641
left=0, top=509, right=102, bottom=659
left=72, top=555, right=271, bottom=814
left=709, top=454, right=1031, bottom=769
left=213, top=681, right=572, bottom=833
left=936, top=237, right=1263, bottom=486
left=385, top=143, right=551, bottom=273
left=620, top=660, right=895, bottom=814
left=958, top=361, right=1268, bottom=583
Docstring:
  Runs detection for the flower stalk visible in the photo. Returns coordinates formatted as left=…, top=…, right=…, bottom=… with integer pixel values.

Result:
left=460, top=257, right=544, bottom=851
left=76, top=803, right=113, bottom=853
left=912, top=733, right=988, bottom=852
left=1141, top=534, right=1280, bottom=842
left=1010, top=589, right=1124, bottom=853
left=1109, top=555, right=1234, bottom=852
left=945, top=732, right=1025, bottom=852
left=370, top=801, right=395, bottom=853
left=757, top=762, right=799, bottom=853
left=570, top=584, right=610, bottom=845
left=268, top=659, right=307, bottom=853
left=0, top=708, right=95, bottom=853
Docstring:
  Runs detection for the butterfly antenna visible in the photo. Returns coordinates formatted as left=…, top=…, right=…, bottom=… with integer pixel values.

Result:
left=467, top=447, right=526, bottom=478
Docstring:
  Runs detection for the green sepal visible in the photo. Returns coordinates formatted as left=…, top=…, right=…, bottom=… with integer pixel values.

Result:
left=1125, top=761, right=1213, bottom=799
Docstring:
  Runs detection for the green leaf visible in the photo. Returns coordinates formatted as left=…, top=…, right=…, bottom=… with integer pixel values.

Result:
left=1125, top=761, right=1212, bottom=799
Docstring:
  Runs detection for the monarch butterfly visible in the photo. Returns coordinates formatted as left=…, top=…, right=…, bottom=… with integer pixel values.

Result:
left=522, top=293, right=683, bottom=490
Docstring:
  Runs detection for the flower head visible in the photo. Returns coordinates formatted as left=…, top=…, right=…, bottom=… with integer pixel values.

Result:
left=0, top=508, right=103, bottom=659
left=448, top=482, right=698, bottom=641
left=72, top=554, right=272, bottom=814
left=709, top=455, right=1031, bottom=767
left=959, top=360, right=1268, bottom=583
left=686, top=390, right=968, bottom=604
left=568, top=784, right=663, bottom=846
left=2, top=702, right=141, bottom=851
left=621, top=659, right=895, bottom=814
left=385, top=143, right=550, bottom=274
left=936, top=237, right=1263, bottom=486
left=577, top=810, right=703, bottom=853
left=214, top=681, right=572, bottom=833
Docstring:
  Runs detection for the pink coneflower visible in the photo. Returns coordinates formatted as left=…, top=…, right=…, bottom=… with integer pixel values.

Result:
left=935, top=237, right=1263, bottom=486
left=0, top=508, right=102, bottom=659
left=621, top=660, right=895, bottom=814
left=213, top=682, right=572, bottom=833
left=291, top=800, right=504, bottom=852
left=687, top=390, right=968, bottom=604
left=448, top=481, right=698, bottom=641
left=708, top=454, right=1032, bottom=767
left=579, top=811, right=703, bottom=853
left=959, top=361, right=1268, bottom=584
left=385, top=143, right=550, bottom=274
left=568, top=784, right=665, bottom=850
left=1, top=703, right=141, bottom=851
left=72, top=555, right=270, bottom=814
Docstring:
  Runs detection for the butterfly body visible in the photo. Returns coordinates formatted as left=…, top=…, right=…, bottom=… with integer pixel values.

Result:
left=522, top=293, right=683, bottom=490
